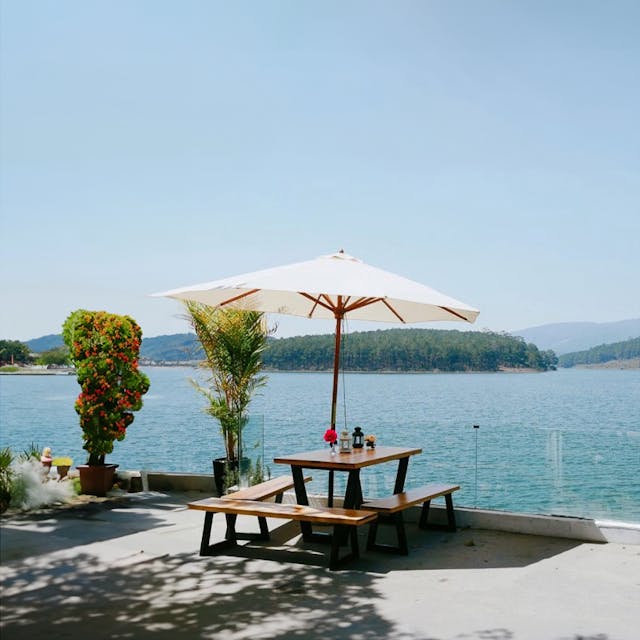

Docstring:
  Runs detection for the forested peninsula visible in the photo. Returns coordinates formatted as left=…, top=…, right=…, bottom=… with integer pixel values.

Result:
left=558, top=337, right=640, bottom=368
left=9, top=328, right=558, bottom=372
left=262, top=329, right=557, bottom=372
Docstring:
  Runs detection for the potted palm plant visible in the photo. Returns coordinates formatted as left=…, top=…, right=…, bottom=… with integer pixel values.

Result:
left=184, top=302, right=270, bottom=494
left=63, top=309, right=150, bottom=496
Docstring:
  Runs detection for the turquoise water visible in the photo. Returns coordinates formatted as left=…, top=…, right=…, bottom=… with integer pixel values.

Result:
left=1, top=367, right=639, bottom=523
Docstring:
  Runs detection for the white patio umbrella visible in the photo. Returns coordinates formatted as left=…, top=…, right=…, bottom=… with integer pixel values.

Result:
left=152, top=250, right=479, bottom=429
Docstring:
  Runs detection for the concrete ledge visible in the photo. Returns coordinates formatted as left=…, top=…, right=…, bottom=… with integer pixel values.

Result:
left=144, top=471, right=216, bottom=494
left=114, top=470, right=142, bottom=492
left=428, top=504, right=607, bottom=541
left=311, top=494, right=640, bottom=545
left=595, top=519, right=640, bottom=544
left=132, top=473, right=640, bottom=544
left=403, top=504, right=640, bottom=545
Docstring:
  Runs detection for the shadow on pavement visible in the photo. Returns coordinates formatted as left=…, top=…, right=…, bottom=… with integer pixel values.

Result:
left=0, top=495, right=177, bottom=561
left=0, top=495, right=605, bottom=640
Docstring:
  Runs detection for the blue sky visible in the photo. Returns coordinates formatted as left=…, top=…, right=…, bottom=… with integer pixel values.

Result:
left=1, top=1, right=638, bottom=341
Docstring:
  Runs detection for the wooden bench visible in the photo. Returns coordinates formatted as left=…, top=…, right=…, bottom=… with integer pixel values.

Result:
left=223, top=474, right=310, bottom=501
left=188, top=497, right=377, bottom=570
left=221, top=475, right=311, bottom=540
left=362, top=483, right=460, bottom=555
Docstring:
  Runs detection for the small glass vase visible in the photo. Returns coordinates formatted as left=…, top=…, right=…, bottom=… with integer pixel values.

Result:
left=329, top=443, right=336, bottom=455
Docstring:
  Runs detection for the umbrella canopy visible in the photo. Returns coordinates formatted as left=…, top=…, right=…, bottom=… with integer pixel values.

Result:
left=153, top=250, right=479, bottom=427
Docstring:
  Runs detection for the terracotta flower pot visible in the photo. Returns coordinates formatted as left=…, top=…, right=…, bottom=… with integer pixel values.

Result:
left=56, top=465, right=71, bottom=480
left=77, top=464, right=119, bottom=496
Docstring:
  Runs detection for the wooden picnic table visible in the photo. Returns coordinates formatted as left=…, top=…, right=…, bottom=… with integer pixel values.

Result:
left=274, top=445, right=422, bottom=542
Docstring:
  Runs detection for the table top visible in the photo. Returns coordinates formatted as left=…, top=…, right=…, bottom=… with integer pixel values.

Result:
left=274, top=445, right=422, bottom=471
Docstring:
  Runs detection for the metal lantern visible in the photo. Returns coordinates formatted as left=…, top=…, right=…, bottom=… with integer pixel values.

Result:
left=339, top=430, right=352, bottom=453
left=352, top=426, right=364, bottom=449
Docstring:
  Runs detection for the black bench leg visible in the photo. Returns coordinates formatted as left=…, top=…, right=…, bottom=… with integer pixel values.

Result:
left=419, top=495, right=457, bottom=532
left=227, top=512, right=270, bottom=542
left=395, top=513, right=408, bottom=555
left=225, top=513, right=237, bottom=539
left=367, top=513, right=408, bottom=555
left=350, top=526, right=360, bottom=560
left=329, top=525, right=360, bottom=570
left=419, top=500, right=431, bottom=529
left=200, top=512, right=238, bottom=556
left=366, top=520, right=379, bottom=551
left=200, top=512, right=215, bottom=555
left=445, top=493, right=456, bottom=532
left=258, top=516, right=270, bottom=538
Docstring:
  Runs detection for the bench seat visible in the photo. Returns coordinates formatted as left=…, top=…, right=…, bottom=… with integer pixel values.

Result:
left=187, top=497, right=377, bottom=570
left=362, top=483, right=460, bottom=554
left=223, top=474, right=310, bottom=501
left=221, top=475, right=311, bottom=539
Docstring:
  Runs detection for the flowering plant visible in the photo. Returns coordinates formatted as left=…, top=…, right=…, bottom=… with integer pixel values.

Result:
left=365, top=434, right=376, bottom=448
left=323, top=428, right=338, bottom=445
left=63, top=310, right=150, bottom=466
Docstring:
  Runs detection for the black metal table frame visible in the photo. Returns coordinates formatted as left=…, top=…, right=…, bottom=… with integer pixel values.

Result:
left=288, top=457, right=411, bottom=543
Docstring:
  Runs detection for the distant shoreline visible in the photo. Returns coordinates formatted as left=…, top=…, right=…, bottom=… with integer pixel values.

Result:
left=0, top=368, right=76, bottom=376
left=572, top=358, right=639, bottom=370
left=2, top=360, right=638, bottom=375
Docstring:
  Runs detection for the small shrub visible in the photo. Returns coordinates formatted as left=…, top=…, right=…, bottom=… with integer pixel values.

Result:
left=9, top=458, right=75, bottom=510
left=20, top=442, right=41, bottom=462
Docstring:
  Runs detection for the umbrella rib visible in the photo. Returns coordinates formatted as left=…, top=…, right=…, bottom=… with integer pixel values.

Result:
left=218, top=289, right=261, bottom=307
left=299, top=292, right=337, bottom=316
left=381, top=299, right=406, bottom=323
left=214, top=290, right=466, bottom=323
left=298, top=293, right=409, bottom=323
left=343, top=297, right=380, bottom=313
left=439, top=306, right=470, bottom=321
left=321, top=293, right=337, bottom=309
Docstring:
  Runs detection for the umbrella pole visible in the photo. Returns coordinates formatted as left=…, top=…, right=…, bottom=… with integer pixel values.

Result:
left=330, top=314, right=342, bottom=429
left=328, top=313, right=342, bottom=508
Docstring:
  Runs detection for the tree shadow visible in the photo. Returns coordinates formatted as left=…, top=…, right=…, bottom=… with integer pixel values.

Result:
left=0, top=548, right=431, bottom=640
left=0, top=495, right=602, bottom=640
left=1, top=494, right=176, bottom=561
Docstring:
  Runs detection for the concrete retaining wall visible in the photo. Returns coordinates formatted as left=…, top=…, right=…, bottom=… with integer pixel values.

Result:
left=133, top=471, right=640, bottom=545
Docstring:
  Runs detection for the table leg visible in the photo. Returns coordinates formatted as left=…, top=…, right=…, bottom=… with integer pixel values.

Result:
left=328, top=470, right=334, bottom=507
left=393, top=457, right=409, bottom=494
left=344, top=469, right=362, bottom=509
left=291, top=466, right=314, bottom=541
left=291, top=466, right=309, bottom=505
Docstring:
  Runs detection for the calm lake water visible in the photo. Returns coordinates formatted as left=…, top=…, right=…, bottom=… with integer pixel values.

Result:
left=1, top=367, right=639, bottom=523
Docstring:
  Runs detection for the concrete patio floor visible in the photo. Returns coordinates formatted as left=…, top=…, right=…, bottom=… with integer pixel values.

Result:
left=1, top=490, right=639, bottom=640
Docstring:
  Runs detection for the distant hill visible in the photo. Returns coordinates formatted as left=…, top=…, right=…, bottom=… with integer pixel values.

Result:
left=559, top=337, right=640, bottom=368
left=514, top=319, right=640, bottom=355
left=141, top=333, right=202, bottom=362
left=25, top=334, right=64, bottom=352
left=25, top=332, right=203, bottom=363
